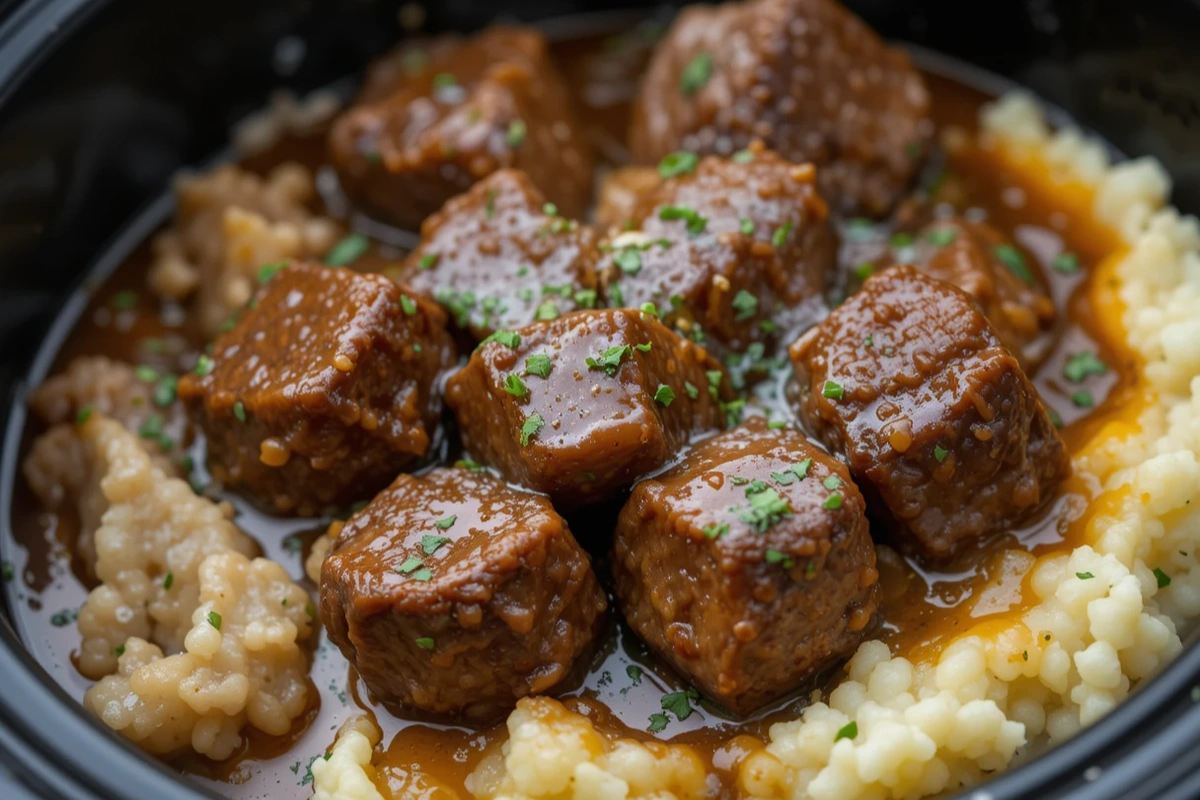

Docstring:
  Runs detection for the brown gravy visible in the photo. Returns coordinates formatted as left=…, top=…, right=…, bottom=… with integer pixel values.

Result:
left=1, top=24, right=1138, bottom=800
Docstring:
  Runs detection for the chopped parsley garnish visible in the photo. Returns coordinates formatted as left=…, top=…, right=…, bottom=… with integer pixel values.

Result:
left=49, top=608, right=78, bottom=627
left=721, top=398, right=745, bottom=427
left=732, top=290, right=758, bottom=321
left=824, top=493, right=844, bottom=510
left=821, top=380, right=844, bottom=400
left=400, top=294, right=418, bottom=316
left=257, top=262, right=285, bottom=283
left=75, top=405, right=94, bottom=426
left=934, top=444, right=949, bottom=463
left=138, top=413, right=164, bottom=440
left=658, top=151, right=699, bottom=179
left=684, top=381, right=699, bottom=399
left=503, top=373, right=528, bottom=398
left=844, top=218, right=875, bottom=242
left=0, top=561, right=13, bottom=582
left=640, top=302, right=659, bottom=317
left=586, top=344, right=633, bottom=376
left=654, top=384, right=676, bottom=406
left=733, top=487, right=791, bottom=532
left=614, top=248, right=643, bottom=275
left=1076, top=572, right=1094, bottom=580
left=661, top=688, right=699, bottom=721
left=853, top=262, right=874, bottom=281
left=324, top=233, right=370, bottom=266
left=635, top=341, right=652, bottom=352
left=739, top=217, right=755, bottom=235
left=153, top=375, right=178, bottom=408
left=207, top=611, right=222, bottom=631
left=135, top=364, right=157, bottom=383
left=534, top=300, right=559, bottom=321
left=432, top=72, right=456, bottom=89
left=520, top=413, right=545, bottom=446
left=421, top=535, right=449, bottom=555
left=1070, top=390, right=1094, bottom=409
left=890, top=231, right=913, bottom=248
left=525, top=353, right=552, bottom=378
left=658, top=204, right=708, bottom=235
left=771, top=221, right=795, bottom=248
left=767, top=420, right=786, bottom=429
left=626, top=665, right=643, bottom=684
left=926, top=228, right=957, bottom=247
left=455, top=458, right=485, bottom=471
left=506, top=119, right=527, bottom=147
left=233, top=402, right=246, bottom=423
left=731, top=148, right=755, bottom=164
left=648, top=713, right=670, bottom=732
left=417, top=252, right=439, bottom=271
left=194, top=354, right=215, bottom=376
left=574, top=289, right=598, bottom=309
left=415, top=637, right=435, bottom=650
left=823, top=475, right=843, bottom=490
left=993, top=244, right=1033, bottom=283
left=1053, top=252, right=1081, bottom=274
left=702, top=523, right=729, bottom=539
left=730, top=476, right=750, bottom=486
left=706, top=369, right=723, bottom=398
left=163, top=572, right=174, bottom=590
left=434, top=515, right=457, bottom=530
left=771, top=459, right=812, bottom=485
left=835, top=721, right=858, bottom=742
left=115, top=644, right=125, bottom=657
left=765, top=549, right=794, bottom=568
left=397, top=556, right=425, bottom=574
left=485, top=188, right=497, bottom=219
left=679, top=52, right=713, bottom=96
left=478, top=329, right=521, bottom=349
left=1155, top=567, right=1172, bottom=588
left=1063, top=351, right=1107, bottom=383
left=111, top=290, right=138, bottom=311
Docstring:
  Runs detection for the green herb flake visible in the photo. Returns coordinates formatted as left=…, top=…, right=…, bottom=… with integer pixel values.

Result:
left=771, top=221, right=795, bottom=248
left=653, top=384, right=676, bottom=407
left=1076, top=572, right=1094, bottom=580
left=634, top=341, right=652, bottom=353
left=1155, top=567, right=1172, bottom=588
left=503, top=373, right=529, bottom=398
left=733, top=487, right=791, bottom=532
left=506, top=119, right=527, bottom=147
left=640, top=302, right=659, bottom=318
left=49, top=608, right=78, bottom=627
left=732, top=290, right=758, bottom=321
left=765, top=549, right=794, bottom=569
left=993, top=244, right=1033, bottom=283
left=648, top=713, right=670, bottom=733
left=418, top=253, right=439, bottom=271
left=702, top=523, right=729, bottom=539
left=233, top=401, right=246, bottom=423
left=1071, top=390, right=1094, bottom=409
left=824, top=493, right=844, bottom=510
left=138, top=413, right=164, bottom=440
left=400, top=295, right=418, bottom=316
left=574, top=288, right=598, bottom=309
left=586, top=344, right=633, bottom=377
left=115, top=644, right=125, bottom=657
left=111, top=290, right=138, bottom=311
left=626, top=664, right=643, bottom=684
left=163, top=572, right=174, bottom=590
left=75, top=405, right=94, bottom=426
left=834, top=721, right=858, bottom=742
left=614, top=248, right=643, bottom=275
left=257, top=262, right=286, bottom=283
left=520, top=413, right=545, bottom=446
left=934, top=444, right=949, bottom=463
left=524, top=353, right=553, bottom=379
left=534, top=300, right=559, bottom=321
left=822, top=380, right=844, bottom=400
left=432, top=72, right=456, bottom=89
left=134, top=365, right=157, bottom=383
left=1053, top=252, right=1081, bottom=274
left=1063, top=351, right=1108, bottom=383
left=434, top=515, right=457, bottom=530
left=397, top=556, right=425, bottom=574
left=853, top=262, right=875, bottom=281
left=684, top=381, right=699, bottom=399
left=732, top=149, right=755, bottom=164
left=479, top=329, right=521, bottom=350
left=767, top=420, right=786, bottom=429
left=0, top=561, right=13, bottom=582
left=679, top=52, right=713, bottom=96
left=926, top=228, right=957, bottom=247
left=415, top=637, right=435, bottom=650
left=822, top=475, right=843, bottom=490
left=152, top=376, right=178, bottom=408
left=661, top=689, right=697, bottom=721
left=890, top=231, right=914, bottom=248
left=324, top=233, right=370, bottom=266
left=739, top=217, right=755, bottom=235
left=207, top=611, right=222, bottom=631
left=658, top=151, right=699, bottom=179
left=658, top=204, right=708, bottom=235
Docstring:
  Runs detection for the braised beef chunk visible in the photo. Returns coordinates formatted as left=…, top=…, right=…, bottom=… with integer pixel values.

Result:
left=329, top=26, right=593, bottom=231
left=396, top=170, right=601, bottom=341
left=789, top=266, right=1069, bottom=559
left=178, top=263, right=455, bottom=516
left=594, top=166, right=660, bottom=229
left=629, top=0, right=931, bottom=217
left=445, top=309, right=732, bottom=510
left=320, top=467, right=606, bottom=719
left=612, top=417, right=879, bottom=715
left=598, top=145, right=837, bottom=352
left=863, top=218, right=1056, bottom=369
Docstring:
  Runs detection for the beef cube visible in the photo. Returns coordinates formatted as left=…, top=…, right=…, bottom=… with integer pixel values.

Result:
left=594, top=166, right=660, bottom=229
left=789, top=266, right=1069, bottom=559
left=320, top=466, right=607, bottom=719
left=598, top=145, right=837, bottom=352
left=329, top=26, right=593, bottom=231
left=396, top=170, right=601, bottom=341
left=445, top=309, right=733, bottom=509
left=178, top=263, right=456, bottom=515
left=629, top=0, right=932, bottom=217
left=864, top=218, right=1056, bottom=370
left=612, top=417, right=880, bottom=715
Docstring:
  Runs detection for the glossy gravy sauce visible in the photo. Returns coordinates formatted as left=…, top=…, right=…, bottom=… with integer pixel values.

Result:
left=2, top=24, right=1137, bottom=800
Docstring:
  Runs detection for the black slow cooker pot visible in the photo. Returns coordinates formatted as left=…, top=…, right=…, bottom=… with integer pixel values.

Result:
left=2, top=1, right=1200, bottom=798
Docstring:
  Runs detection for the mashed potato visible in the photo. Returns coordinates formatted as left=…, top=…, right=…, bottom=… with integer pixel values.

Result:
left=147, top=162, right=341, bottom=336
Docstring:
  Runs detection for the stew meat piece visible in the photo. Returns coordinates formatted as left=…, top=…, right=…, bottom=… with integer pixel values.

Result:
left=178, top=263, right=455, bottom=515
left=629, top=0, right=931, bottom=217
left=789, top=266, right=1069, bottom=559
left=864, top=218, right=1056, bottom=369
left=396, top=169, right=601, bottom=341
left=612, top=417, right=880, bottom=715
left=599, top=144, right=837, bottom=353
left=445, top=309, right=733, bottom=510
left=329, top=26, right=594, bottom=231
left=320, top=466, right=606, bottom=719
left=594, top=166, right=661, bottom=229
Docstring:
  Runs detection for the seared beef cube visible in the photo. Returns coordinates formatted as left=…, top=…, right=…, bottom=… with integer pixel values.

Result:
left=612, top=417, right=880, bottom=715
left=789, top=266, right=1069, bottom=559
left=445, top=309, right=732, bottom=509
left=629, top=0, right=931, bottom=217
left=864, top=218, right=1056, bottom=370
left=599, top=145, right=837, bottom=352
left=320, top=467, right=606, bottom=719
left=396, top=170, right=601, bottom=341
left=178, top=263, right=455, bottom=515
left=329, top=26, right=593, bottom=231
left=594, top=166, right=660, bottom=229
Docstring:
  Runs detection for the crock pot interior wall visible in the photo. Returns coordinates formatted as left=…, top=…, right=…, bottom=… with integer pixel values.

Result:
left=2, top=1, right=1200, bottom=798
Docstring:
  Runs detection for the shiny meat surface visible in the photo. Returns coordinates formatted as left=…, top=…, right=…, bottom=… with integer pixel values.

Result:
left=789, top=266, right=1069, bottom=559
left=613, top=417, right=880, bottom=715
left=445, top=309, right=732, bottom=510
left=177, top=263, right=456, bottom=515
left=598, top=145, right=837, bottom=352
left=594, top=165, right=661, bottom=228
left=329, top=26, right=594, bottom=230
left=320, top=467, right=606, bottom=720
left=629, top=0, right=931, bottom=217
left=396, top=169, right=601, bottom=340
left=864, top=217, right=1057, bottom=369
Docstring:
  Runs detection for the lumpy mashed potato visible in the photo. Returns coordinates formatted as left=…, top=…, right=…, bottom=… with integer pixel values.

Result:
left=65, top=416, right=314, bottom=759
